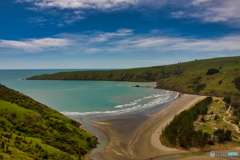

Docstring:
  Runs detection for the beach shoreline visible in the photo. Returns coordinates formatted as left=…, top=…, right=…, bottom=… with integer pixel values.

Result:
left=91, top=93, right=206, bottom=160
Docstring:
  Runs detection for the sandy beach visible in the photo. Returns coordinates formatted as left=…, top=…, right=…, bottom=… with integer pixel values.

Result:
left=91, top=94, right=209, bottom=160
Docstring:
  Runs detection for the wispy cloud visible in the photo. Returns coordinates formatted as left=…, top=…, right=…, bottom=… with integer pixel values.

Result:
left=16, top=0, right=166, bottom=25
left=18, top=0, right=139, bottom=10
left=172, top=0, right=240, bottom=27
left=1, top=29, right=240, bottom=54
left=62, top=12, right=85, bottom=25
left=0, top=38, right=72, bottom=52
left=18, top=0, right=240, bottom=27
left=192, top=0, right=211, bottom=6
left=26, top=7, right=39, bottom=11
left=171, top=11, right=184, bottom=18
left=28, top=16, right=48, bottom=24
left=89, top=29, right=133, bottom=42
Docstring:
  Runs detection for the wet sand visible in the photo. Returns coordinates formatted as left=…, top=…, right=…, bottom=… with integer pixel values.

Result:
left=92, top=94, right=207, bottom=160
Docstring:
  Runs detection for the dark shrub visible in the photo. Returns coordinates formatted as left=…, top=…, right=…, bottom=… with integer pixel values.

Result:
left=86, top=137, right=91, bottom=142
left=206, top=69, right=219, bottom=75
left=215, top=114, right=219, bottom=120
left=218, top=80, right=222, bottom=85
left=11, top=113, right=17, bottom=118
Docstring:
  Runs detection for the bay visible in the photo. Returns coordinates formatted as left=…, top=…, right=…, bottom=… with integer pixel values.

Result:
left=0, top=69, right=177, bottom=119
left=0, top=69, right=178, bottom=160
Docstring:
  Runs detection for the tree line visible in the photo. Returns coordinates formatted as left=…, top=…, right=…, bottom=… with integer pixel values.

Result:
left=162, top=97, right=232, bottom=149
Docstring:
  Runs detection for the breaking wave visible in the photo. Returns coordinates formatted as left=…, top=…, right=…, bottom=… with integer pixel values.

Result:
left=61, top=92, right=179, bottom=117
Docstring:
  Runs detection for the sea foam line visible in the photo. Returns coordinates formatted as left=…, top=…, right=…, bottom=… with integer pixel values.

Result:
left=61, top=92, right=179, bottom=117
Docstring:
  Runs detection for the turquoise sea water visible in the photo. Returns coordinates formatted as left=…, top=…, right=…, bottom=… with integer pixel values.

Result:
left=0, top=69, right=178, bottom=160
left=0, top=69, right=178, bottom=119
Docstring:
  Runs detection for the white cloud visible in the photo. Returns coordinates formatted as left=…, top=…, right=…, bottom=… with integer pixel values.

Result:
left=19, top=0, right=240, bottom=27
left=32, top=0, right=139, bottom=10
left=89, top=29, right=133, bottom=42
left=1, top=29, right=240, bottom=54
left=170, top=36, right=240, bottom=51
left=192, top=0, right=211, bottom=6
left=123, top=35, right=240, bottom=52
left=173, top=0, right=240, bottom=27
left=0, top=38, right=72, bottom=52
left=18, top=0, right=168, bottom=12
left=202, top=0, right=240, bottom=23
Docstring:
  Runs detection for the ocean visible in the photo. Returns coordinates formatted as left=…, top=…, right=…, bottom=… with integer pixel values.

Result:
left=0, top=69, right=178, bottom=159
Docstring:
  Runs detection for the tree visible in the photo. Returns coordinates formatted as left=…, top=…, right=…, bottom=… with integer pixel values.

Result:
left=214, top=129, right=225, bottom=143
left=201, top=115, right=206, bottom=122
left=223, top=97, right=231, bottom=104
left=203, top=132, right=209, bottom=145
left=225, top=130, right=232, bottom=141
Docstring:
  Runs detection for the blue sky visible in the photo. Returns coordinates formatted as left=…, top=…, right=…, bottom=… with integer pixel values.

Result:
left=0, top=0, right=240, bottom=69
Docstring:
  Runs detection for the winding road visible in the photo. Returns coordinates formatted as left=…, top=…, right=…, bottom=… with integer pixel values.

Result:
left=223, top=105, right=240, bottom=133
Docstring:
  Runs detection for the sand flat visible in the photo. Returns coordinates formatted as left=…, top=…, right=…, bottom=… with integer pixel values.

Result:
left=92, top=94, right=208, bottom=160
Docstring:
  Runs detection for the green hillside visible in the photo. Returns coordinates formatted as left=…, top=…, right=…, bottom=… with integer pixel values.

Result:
left=27, top=56, right=240, bottom=98
left=157, top=66, right=240, bottom=98
left=0, top=84, right=97, bottom=160
left=27, top=56, right=240, bottom=81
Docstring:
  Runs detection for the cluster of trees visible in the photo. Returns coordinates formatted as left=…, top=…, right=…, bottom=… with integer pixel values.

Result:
left=0, top=84, right=97, bottom=159
left=223, top=97, right=231, bottom=104
left=162, top=97, right=233, bottom=149
left=214, top=129, right=232, bottom=143
left=162, top=97, right=214, bottom=149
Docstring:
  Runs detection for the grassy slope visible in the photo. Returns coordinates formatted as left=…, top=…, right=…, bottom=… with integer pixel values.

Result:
left=157, top=66, right=240, bottom=98
left=0, top=84, right=97, bottom=160
left=27, top=56, right=240, bottom=97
